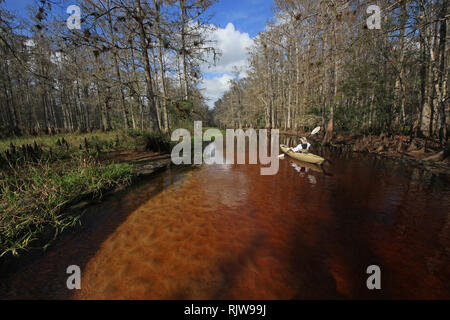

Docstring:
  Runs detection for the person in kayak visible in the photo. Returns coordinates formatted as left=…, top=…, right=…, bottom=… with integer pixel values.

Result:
left=289, top=137, right=311, bottom=152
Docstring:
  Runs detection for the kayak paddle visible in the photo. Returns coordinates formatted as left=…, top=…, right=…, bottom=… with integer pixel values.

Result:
left=278, top=126, right=321, bottom=158
left=308, top=126, right=321, bottom=137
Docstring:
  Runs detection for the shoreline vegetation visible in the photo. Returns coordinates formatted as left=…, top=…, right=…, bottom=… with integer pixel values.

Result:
left=1, top=0, right=448, bottom=260
left=0, top=128, right=217, bottom=259
left=302, top=130, right=450, bottom=174
left=2, top=128, right=448, bottom=260
left=0, top=130, right=174, bottom=259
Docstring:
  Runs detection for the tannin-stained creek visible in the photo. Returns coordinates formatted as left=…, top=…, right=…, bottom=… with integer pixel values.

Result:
left=0, top=139, right=449, bottom=299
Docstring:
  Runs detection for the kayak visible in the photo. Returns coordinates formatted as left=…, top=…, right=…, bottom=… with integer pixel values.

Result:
left=280, top=145, right=325, bottom=165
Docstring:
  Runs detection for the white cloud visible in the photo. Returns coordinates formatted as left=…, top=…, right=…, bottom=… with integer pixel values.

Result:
left=200, top=74, right=233, bottom=108
left=204, top=22, right=253, bottom=75
left=200, top=23, right=253, bottom=108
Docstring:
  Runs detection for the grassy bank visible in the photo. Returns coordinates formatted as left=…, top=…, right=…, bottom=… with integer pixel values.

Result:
left=0, top=130, right=144, bottom=154
left=0, top=130, right=173, bottom=257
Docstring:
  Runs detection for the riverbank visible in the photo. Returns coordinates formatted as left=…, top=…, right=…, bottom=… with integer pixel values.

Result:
left=1, top=137, right=448, bottom=299
left=2, top=128, right=448, bottom=260
left=282, top=130, right=449, bottom=175
left=0, top=130, right=173, bottom=258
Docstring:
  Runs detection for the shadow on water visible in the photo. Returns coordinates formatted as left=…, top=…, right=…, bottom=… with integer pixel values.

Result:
left=316, top=146, right=449, bottom=299
left=0, top=165, right=192, bottom=299
left=279, top=135, right=449, bottom=299
left=1, top=133, right=449, bottom=299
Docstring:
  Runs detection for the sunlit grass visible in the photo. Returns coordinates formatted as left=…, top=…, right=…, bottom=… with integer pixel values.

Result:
left=0, top=128, right=205, bottom=257
left=0, top=130, right=163, bottom=257
left=0, top=130, right=142, bottom=154
left=0, top=155, right=135, bottom=257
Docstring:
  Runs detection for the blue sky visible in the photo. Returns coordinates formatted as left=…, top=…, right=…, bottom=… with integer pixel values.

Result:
left=209, top=0, right=273, bottom=38
left=3, top=0, right=273, bottom=37
left=3, top=0, right=275, bottom=107
left=200, top=0, right=274, bottom=107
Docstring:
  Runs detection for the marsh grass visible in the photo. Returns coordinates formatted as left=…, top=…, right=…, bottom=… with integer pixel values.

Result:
left=0, top=130, right=155, bottom=257
left=0, top=155, right=135, bottom=257
left=0, top=130, right=139, bottom=154
left=0, top=128, right=214, bottom=257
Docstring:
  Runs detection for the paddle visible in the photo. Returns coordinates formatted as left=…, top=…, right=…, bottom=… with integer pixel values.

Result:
left=278, top=126, right=321, bottom=159
left=307, top=126, right=321, bottom=137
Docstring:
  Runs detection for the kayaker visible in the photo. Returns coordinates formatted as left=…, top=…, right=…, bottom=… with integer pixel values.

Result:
left=290, top=137, right=311, bottom=152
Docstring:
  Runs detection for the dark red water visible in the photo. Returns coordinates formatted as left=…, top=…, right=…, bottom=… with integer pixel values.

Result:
left=0, top=142, right=449, bottom=299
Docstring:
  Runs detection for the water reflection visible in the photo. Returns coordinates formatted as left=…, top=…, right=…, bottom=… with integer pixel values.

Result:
left=0, top=134, right=449, bottom=299
left=288, top=161, right=318, bottom=185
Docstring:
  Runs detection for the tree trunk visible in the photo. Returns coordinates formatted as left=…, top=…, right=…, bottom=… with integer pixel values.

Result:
left=155, top=0, right=169, bottom=133
left=134, top=0, right=161, bottom=132
left=179, top=0, right=189, bottom=101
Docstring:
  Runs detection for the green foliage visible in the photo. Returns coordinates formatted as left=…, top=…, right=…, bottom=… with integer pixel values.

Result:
left=0, top=130, right=149, bottom=170
left=0, top=130, right=160, bottom=257
left=0, top=156, right=134, bottom=257
left=143, top=131, right=174, bottom=153
left=0, top=130, right=137, bottom=154
left=168, top=98, right=213, bottom=129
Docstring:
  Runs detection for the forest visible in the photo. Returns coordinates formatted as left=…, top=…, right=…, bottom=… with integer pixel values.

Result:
left=213, top=0, right=449, bottom=145
left=0, top=0, right=221, bottom=257
left=0, top=0, right=448, bottom=146
left=0, top=0, right=216, bottom=137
